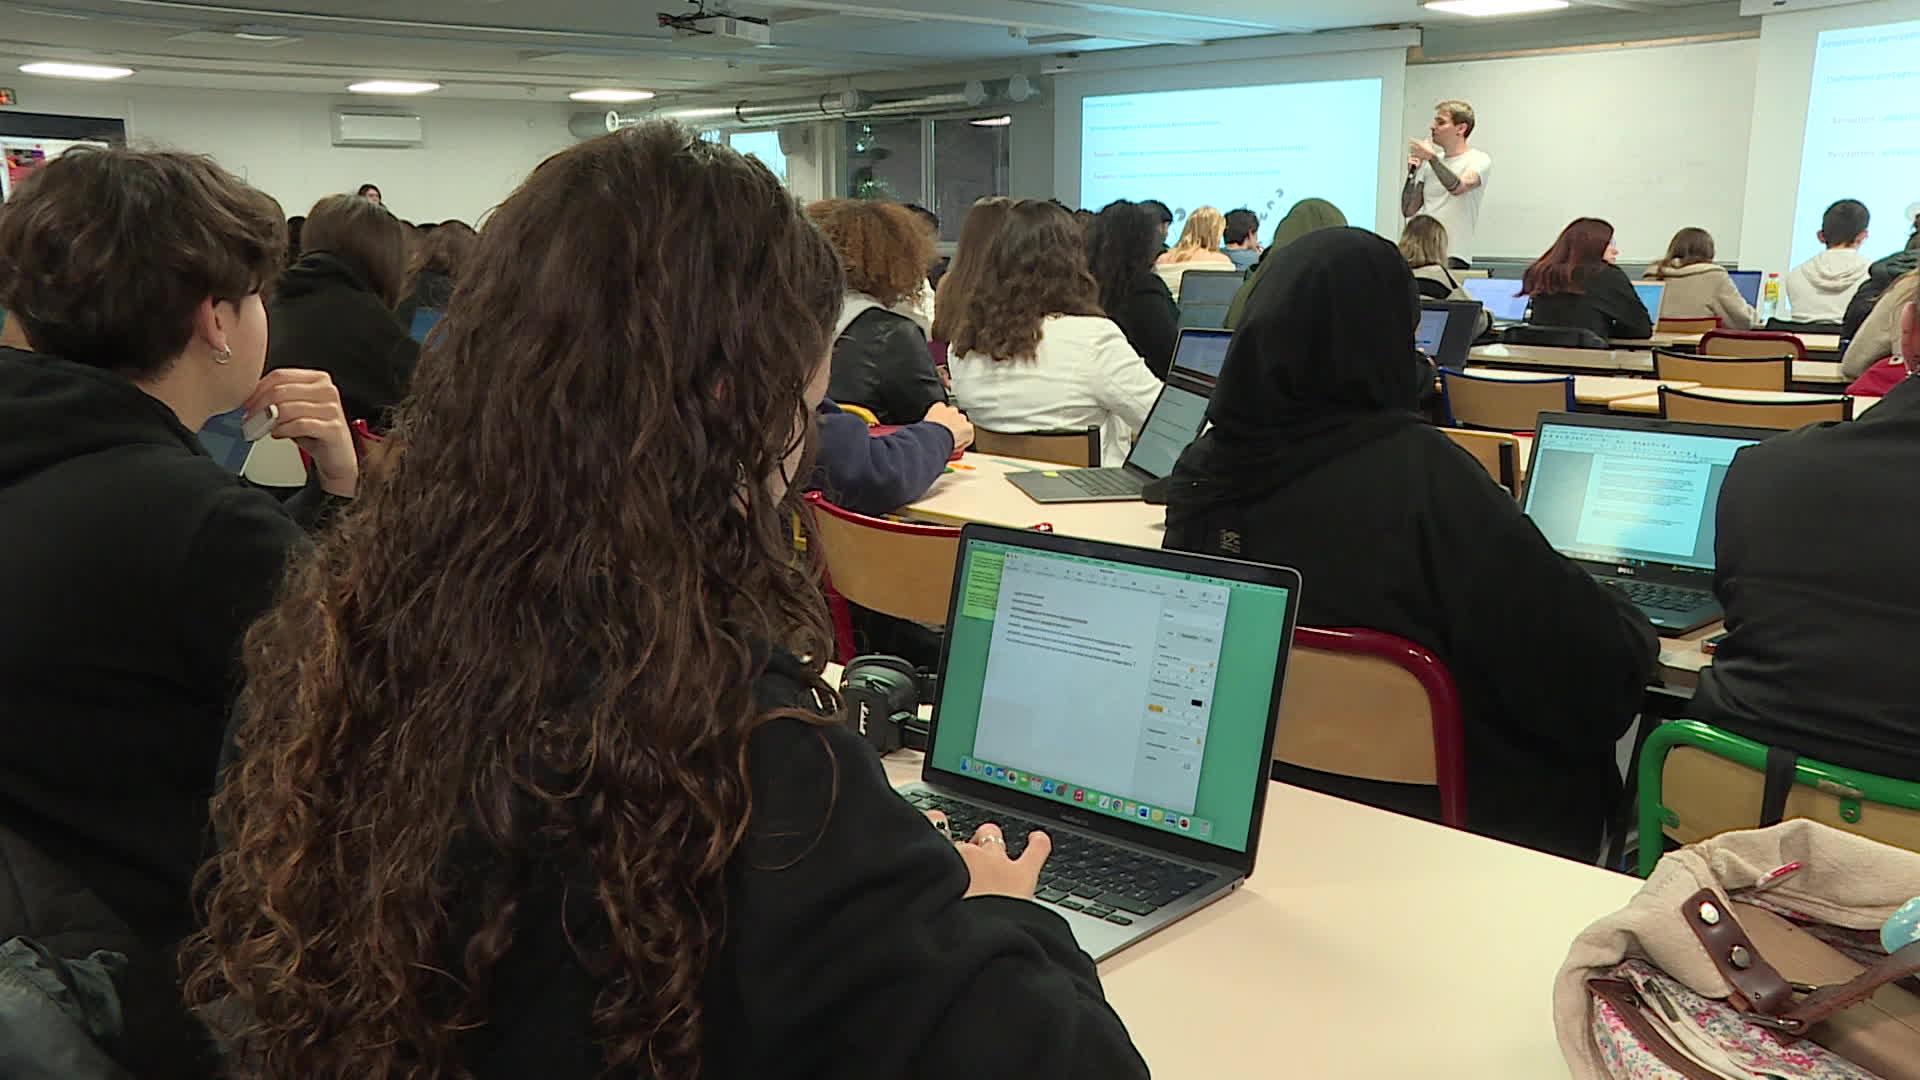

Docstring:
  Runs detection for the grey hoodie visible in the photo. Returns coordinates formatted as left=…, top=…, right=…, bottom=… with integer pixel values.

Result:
left=1784, top=247, right=1869, bottom=322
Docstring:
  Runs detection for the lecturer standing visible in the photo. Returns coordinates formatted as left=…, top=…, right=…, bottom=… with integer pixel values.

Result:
left=1402, top=100, right=1492, bottom=266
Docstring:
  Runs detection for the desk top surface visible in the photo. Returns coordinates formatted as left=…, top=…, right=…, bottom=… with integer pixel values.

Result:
left=1608, top=386, right=1878, bottom=416
left=1617, top=331, right=1842, bottom=355
left=1458, top=368, right=1700, bottom=403
left=902, top=454, right=1167, bottom=547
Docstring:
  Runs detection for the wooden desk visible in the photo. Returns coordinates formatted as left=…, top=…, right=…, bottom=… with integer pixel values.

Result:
left=1460, top=367, right=1699, bottom=405
left=1793, top=360, right=1847, bottom=387
left=1607, top=386, right=1876, bottom=417
left=1469, top=343, right=1655, bottom=375
left=902, top=454, right=1166, bottom=547
left=1613, top=332, right=1843, bottom=358
left=882, top=751, right=1638, bottom=1077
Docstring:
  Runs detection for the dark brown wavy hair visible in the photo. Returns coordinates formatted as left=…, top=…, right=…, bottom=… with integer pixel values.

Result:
left=300, top=193, right=409, bottom=308
left=930, top=196, right=1010, bottom=344
left=950, top=199, right=1101, bottom=362
left=402, top=219, right=478, bottom=296
left=806, top=199, right=932, bottom=308
left=181, top=121, right=843, bottom=1078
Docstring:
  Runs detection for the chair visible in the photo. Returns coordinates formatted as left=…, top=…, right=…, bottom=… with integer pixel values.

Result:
left=1438, top=367, right=1574, bottom=432
left=1274, top=627, right=1468, bottom=828
left=1502, top=325, right=1609, bottom=350
left=1637, top=719, right=1920, bottom=877
left=1439, top=427, right=1522, bottom=497
left=239, top=436, right=307, bottom=487
left=1655, top=316, right=1719, bottom=335
left=802, top=492, right=962, bottom=663
left=1657, top=386, right=1852, bottom=429
left=1701, top=328, right=1807, bottom=363
left=970, top=426, right=1100, bottom=467
left=837, top=402, right=880, bottom=426
left=1652, top=348, right=1789, bottom=391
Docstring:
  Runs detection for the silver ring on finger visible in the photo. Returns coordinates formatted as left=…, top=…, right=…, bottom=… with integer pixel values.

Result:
left=974, top=833, right=1005, bottom=848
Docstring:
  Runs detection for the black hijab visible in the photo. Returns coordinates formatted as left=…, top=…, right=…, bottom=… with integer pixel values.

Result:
left=1168, top=227, right=1430, bottom=515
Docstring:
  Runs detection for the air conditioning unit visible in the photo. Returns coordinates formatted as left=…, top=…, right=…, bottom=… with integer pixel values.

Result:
left=666, top=15, right=771, bottom=47
left=331, top=109, right=425, bottom=148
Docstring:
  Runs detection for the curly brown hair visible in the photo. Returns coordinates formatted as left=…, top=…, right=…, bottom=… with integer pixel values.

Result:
left=949, top=199, right=1101, bottom=362
left=804, top=199, right=931, bottom=308
left=930, top=196, right=1010, bottom=344
left=180, top=122, right=843, bottom=1077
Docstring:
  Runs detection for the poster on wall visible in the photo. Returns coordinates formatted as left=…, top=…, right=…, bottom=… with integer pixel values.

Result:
left=0, top=137, right=108, bottom=200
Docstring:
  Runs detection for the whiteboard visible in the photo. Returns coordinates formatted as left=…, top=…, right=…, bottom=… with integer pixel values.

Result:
left=1404, top=39, right=1758, bottom=262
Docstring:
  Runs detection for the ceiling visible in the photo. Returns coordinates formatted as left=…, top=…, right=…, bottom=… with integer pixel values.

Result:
left=0, top=0, right=1739, bottom=102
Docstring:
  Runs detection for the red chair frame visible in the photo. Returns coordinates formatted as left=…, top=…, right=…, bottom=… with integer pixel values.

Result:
left=1700, top=328, right=1807, bottom=363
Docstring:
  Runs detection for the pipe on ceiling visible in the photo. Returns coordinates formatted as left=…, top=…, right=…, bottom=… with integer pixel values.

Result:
left=570, top=77, right=1038, bottom=137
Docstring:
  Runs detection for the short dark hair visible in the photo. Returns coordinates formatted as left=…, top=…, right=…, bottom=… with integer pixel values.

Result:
left=1140, top=199, right=1173, bottom=226
left=1223, top=209, right=1259, bottom=245
left=301, top=194, right=409, bottom=308
left=356, top=183, right=381, bottom=199
left=902, top=202, right=939, bottom=231
left=1821, top=199, right=1869, bottom=246
left=0, top=146, right=284, bottom=377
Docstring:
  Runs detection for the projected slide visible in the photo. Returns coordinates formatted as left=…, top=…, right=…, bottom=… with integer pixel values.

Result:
left=1790, top=18, right=1920, bottom=267
left=1080, top=79, right=1382, bottom=242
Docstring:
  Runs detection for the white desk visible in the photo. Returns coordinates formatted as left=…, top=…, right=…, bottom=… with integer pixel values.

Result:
left=901, top=454, right=1166, bottom=547
left=1459, top=367, right=1699, bottom=405
left=882, top=751, right=1639, bottom=1077
left=1614, top=332, right=1842, bottom=358
left=1469, top=343, right=1656, bottom=375
left=1793, top=360, right=1847, bottom=387
left=1608, top=386, right=1876, bottom=417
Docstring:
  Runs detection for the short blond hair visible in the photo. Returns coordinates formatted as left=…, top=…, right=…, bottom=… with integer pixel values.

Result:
left=1399, top=215, right=1450, bottom=269
left=1435, top=99, right=1476, bottom=137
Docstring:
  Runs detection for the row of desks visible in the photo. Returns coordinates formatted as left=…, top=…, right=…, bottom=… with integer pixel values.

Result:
left=1473, top=343, right=1847, bottom=389
left=1459, top=367, right=1877, bottom=418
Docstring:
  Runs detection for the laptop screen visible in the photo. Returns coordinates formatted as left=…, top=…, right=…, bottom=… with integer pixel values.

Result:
left=1729, top=270, right=1762, bottom=309
left=1415, top=307, right=1449, bottom=358
left=1462, top=277, right=1529, bottom=322
left=1522, top=418, right=1763, bottom=572
left=1631, top=282, right=1665, bottom=323
left=1176, top=272, right=1242, bottom=330
left=1170, top=328, right=1231, bottom=382
left=1123, top=379, right=1210, bottom=479
left=930, top=537, right=1294, bottom=853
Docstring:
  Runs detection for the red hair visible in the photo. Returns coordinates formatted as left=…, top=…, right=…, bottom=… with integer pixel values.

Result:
left=1521, top=217, right=1613, bottom=296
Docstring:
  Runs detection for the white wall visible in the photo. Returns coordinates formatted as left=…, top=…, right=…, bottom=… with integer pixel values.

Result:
left=5, top=78, right=575, bottom=224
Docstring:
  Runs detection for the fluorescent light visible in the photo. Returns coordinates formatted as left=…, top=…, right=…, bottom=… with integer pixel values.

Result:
left=347, top=79, right=441, bottom=95
left=1422, top=0, right=1569, bottom=15
left=20, top=61, right=133, bottom=80
left=969, top=115, right=1012, bottom=127
left=568, top=88, right=656, bottom=103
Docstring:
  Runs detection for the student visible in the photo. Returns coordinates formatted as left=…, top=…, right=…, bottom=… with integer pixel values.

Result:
left=182, top=124, right=1146, bottom=1079
left=808, top=199, right=947, bottom=426
left=1784, top=198, right=1870, bottom=322
left=1225, top=197, right=1346, bottom=330
left=931, top=196, right=1012, bottom=349
left=1521, top=217, right=1652, bottom=341
left=1086, top=199, right=1179, bottom=379
left=812, top=399, right=973, bottom=515
left=1163, top=227, right=1656, bottom=861
left=1841, top=271, right=1918, bottom=379
left=1222, top=208, right=1262, bottom=271
left=1399, top=215, right=1491, bottom=338
left=1140, top=198, right=1173, bottom=249
left=1401, top=99, right=1492, bottom=265
left=394, top=220, right=478, bottom=343
left=1843, top=221, right=1920, bottom=343
left=948, top=200, right=1161, bottom=467
left=285, top=214, right=305, bottom=265
left=268, top=193, right=420, bottom=429
left=355, top=182, right=382, bottom=204
left=1154, top=206, right=1236, bottom=300
left=899, top=203, right=942, bottom=325
left=0, top=148, right=358, bottom=1022
left=1642, top=227, right=1754, bottom=329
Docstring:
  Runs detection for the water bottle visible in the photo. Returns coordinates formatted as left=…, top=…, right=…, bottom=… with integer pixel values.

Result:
left=1761, top=273, right=1782, bottom=323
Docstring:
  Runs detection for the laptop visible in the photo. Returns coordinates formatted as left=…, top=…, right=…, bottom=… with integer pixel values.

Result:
left=1176, top=270, right=1244, bottom=330
left=1007, top=371, right=1211, bottom=503
left=1729, top=270, right=1763, bottom=310
left=1169, top=326, right=1231, bottom=386
left=1521, top=412, right=1773, bottom=633
left=898, top=524, right=1301, bottom=961
left=1462, top=276, right=1530, bottom=325
left=1419, top=299, right=1482, bottom=370
left=1632, top=281, right=1667, bottom=324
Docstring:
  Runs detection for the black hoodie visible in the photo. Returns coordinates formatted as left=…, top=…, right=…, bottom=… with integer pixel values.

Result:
left=0, top=347, right=328, bottom=952
left=267, top=250, right=420, bottom=429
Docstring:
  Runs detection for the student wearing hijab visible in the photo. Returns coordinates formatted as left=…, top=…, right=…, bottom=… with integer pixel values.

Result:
left=1163, top=228, right=1657, bottom=862
left=1223, top=197, right=1346, bottom=330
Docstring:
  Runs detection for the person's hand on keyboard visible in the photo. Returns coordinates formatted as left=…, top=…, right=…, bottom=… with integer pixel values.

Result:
left=954, top=821, right=1052, bottom=900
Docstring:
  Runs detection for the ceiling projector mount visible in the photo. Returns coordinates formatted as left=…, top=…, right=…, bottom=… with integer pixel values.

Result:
left=658, top=1, right=773, bottom=46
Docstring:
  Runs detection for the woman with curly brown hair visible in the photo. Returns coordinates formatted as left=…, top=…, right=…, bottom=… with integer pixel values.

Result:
left=807, top=198, right=947, bottom=425
left=183, top=124, right=1147, bottom=1079
left=948, top=199, right=1161, bottom=467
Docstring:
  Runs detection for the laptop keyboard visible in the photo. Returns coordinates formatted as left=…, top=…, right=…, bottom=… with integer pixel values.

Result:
left=901, top=791, right=1215, bottom=925
left=1061, top=469, right=1140, bottom=496
left=1602, top=579, right=1713, bottom=614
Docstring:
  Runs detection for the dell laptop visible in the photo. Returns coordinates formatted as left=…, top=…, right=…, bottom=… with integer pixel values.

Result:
left=1419, top=299, right=1482, bottom=370
left=1521, top=412, right=1774, bottom=633
left=1462, top=276, right=1530, bottom=326
left=898, top=524, right=1301, bottom=961
left=1631, top=281, right=1667, bottom=326
left=1175, top=270, right=1245, bottom=330
left=1007, top=371, right=1211, bottom=504
left=1169, top=326, right=1231, bottom=386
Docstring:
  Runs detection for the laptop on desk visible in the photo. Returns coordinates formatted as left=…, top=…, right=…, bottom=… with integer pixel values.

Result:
left=1007, top=370, right=1211, bottom=504
left=1419, top=300, right=1482, bottom=370
left=1729, top=270, right=1763, bottom=310
left=1521, top=413, right=1774, bottom=633
left=1176, top=270, right=1245, bottom=330
left=898, top=524, right=1301, bottom=961
left=1169, top=326, right=1231, bottom=387
left=1462, top=277, right=1530, bottom=326
left=1631, top=281, right=1667, bottom=325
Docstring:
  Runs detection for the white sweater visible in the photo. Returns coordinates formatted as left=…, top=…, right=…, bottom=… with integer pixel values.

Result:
left=949, top=315, right=1163, bottom=467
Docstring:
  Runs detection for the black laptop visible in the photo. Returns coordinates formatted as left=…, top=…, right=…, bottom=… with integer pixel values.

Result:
left=1521, top=412, right=1774, bottom=633
left=1418, top=299, right=1482, bottom=370
left=1169, top=326, right=1231, bottom=386
left=1007, top=369, right=1211, bottom=504
left=1176, top=270, right=1245, bottom=330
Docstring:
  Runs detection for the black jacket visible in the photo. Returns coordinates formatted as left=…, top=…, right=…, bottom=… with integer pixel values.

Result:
left=1842, top=249, right=1919, bottom=343
left=0, top=347, right=331, bottom=953
left=470, top=650, right=1147, bottom=1078
left=1105, top=271, right=1180, bottom=379
left=809, top=399, right=953, bottom=515
left=1527, top=261, right=1653, bottom=341
left=1166, top=424, right=1658, bottom=860
left=827, top=307, right=946, bottom=426
left=267, top=251, right=420, bottom=429
left=1690, top=379, right=1920, bottom=780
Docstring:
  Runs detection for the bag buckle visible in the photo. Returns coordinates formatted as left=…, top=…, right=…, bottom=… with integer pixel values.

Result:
left=1740, top=1012, right=1807, bottom=1035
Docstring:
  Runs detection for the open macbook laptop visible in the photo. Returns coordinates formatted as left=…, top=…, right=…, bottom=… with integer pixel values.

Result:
left=898, top=524, right=1301, bottom=961
left=1007, top=370, right=1211, bottom=504
left=1729, top=269, right=1763, bottom=310
left=1169, top=326, right=1231, bottom=386
left=1631, top=281, right=1667, bottom=325
left=1175, top=270, right=1245, bottom=330
left=1522, top=412, right=1773, bottom=633
left=1419, top=299, right=1482, bottom=370
left=1462, top=276, right=1530, bottom=325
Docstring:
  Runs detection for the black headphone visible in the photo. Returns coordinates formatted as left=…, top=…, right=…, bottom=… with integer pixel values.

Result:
left=838, top=655, right=937, bottom=753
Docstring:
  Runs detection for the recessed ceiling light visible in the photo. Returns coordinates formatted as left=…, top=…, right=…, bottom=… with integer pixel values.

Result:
left=568, top=88, right=656, bottom=103
left=347, top=79, right=441, bottom=95
left=969, top=115, right=1013, bottom=127
left=1422, top=0, right=1570, bottom=15
left=20, top=61, right=134, bottom=80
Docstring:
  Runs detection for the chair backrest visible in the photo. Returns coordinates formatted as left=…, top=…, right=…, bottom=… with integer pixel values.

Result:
left=1657, top=385, right=1852, bottom=429
left=1274, top=626, right=1467, bottom=828
left=1655, top=315, right=1720, bottom=335
left=970, top=426, right=1100, bottom=467
left=1652, top=348, right=1789, bottom=391
left=1439, top=427, right=1521, bottom=497
left=1637, top=719, right=1920, bottom=877
left=803, top=493, right=962, bottom=662
left=1701, top=328, right=1807, bottom=362
left=239, top=436, right=308, bottom=487
left=1438, top=367, right=1575, bottom=432
left=837, top=402, right=880, bottom=426
left=1502, top=324, right=1609, bottom=350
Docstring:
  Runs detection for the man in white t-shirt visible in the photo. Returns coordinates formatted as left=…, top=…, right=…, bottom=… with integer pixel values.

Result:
left=1401, top=99, right=1492, bottom=266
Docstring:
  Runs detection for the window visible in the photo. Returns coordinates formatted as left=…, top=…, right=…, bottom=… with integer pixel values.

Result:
left=845, top=119, right=923, bottom=203
left=727, top=129, right=788, bottom=185
left=931, top=117, right=1010, bottom=243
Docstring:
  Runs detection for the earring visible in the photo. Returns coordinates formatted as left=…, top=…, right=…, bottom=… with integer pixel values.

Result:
left=213, top=345, right=232, bottom=365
